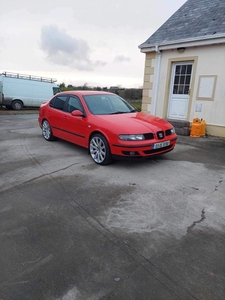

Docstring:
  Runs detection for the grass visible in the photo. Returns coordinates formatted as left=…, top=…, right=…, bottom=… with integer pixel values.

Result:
left=129, top=101, right=142, bottom=111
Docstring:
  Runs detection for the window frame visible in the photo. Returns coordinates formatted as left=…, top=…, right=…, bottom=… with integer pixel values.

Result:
left=196, top=75, right=217, bottom=101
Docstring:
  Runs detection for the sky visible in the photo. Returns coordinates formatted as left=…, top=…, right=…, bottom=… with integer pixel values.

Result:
left=0, top=0, right=187, bottom=88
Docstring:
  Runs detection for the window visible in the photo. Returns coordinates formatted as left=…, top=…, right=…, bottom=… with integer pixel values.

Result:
left=173, top=64, right=192, bottom=95
left=53, top=87, right=61, bottom=95
left=83, top=94, right=134, bottom=115
left=50, top=95, right=67, bottom=110
left=67, top=96, right=84, bottom=113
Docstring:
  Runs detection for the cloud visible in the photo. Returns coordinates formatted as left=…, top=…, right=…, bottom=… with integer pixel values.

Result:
left=0, top=37, right=5, bottom=50
left=40, top=25, right=106, bottom=71
left=114, top=55, right=131, bottom=63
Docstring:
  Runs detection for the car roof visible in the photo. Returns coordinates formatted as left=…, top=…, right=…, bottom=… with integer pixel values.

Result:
left=57, top=90, right=114, bottom=96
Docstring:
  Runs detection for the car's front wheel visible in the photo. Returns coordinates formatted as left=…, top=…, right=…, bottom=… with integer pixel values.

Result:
left=89, top=133, right=112, bottom=165
left=42, top=120, right=55, bottom=141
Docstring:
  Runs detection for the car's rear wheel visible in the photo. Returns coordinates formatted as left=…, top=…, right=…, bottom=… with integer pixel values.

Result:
left=89, top=133, right=112, bottom=165
left=42, top=120, right=55, bottom=141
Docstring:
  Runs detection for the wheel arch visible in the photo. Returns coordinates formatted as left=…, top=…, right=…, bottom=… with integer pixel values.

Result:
left=41, top=117, right=48, bottom=126
left=88, top=130, right=111, bottom=153
left=12, top=98, right=23, bottom=103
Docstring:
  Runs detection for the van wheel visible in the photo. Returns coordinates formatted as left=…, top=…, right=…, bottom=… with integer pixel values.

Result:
left=12, top=100, right=23, bottom=110
left=42, top=120, right=55, bottom=141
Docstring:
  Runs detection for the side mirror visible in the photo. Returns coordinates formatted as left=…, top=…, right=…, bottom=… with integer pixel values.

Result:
left=71, top=110, right=84, bottom=117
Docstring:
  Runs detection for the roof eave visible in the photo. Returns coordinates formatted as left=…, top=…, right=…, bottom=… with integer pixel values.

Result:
left=139, top=33, right=225, bottom=53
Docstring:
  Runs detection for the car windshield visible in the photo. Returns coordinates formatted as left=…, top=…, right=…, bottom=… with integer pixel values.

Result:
left=83, top=94, right=138, bottom=115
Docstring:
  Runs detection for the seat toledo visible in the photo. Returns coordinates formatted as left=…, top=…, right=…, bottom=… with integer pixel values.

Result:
left=38, top=91, right=177, bottom=165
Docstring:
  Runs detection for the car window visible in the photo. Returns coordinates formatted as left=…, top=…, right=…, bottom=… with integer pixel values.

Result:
left=67, top=96, right=84, bottom=113
left=50, top=95, right=67, bottom=111
left=83, top=94, right=135, bottom=115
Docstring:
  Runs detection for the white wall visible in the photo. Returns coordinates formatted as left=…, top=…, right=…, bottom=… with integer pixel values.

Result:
left=154, top=44, right=225, bottom=129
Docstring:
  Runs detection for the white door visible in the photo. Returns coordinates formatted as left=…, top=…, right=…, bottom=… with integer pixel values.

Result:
left=168, top=63, right=193, bottom=119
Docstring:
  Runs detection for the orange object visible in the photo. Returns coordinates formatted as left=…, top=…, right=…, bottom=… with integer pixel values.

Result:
left=200, top=119, right=207, bottom=136
left=190, top=118, right=201, bottom=138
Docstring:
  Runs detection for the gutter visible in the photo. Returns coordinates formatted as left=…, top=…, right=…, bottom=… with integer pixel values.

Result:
left=139, top=33, right=225, bottom=53
left=152, top=45, right=161, bottom=116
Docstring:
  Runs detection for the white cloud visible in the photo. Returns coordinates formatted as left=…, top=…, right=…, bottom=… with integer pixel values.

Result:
left=40, top=25, right=106, bottom=71
left=0, top=0, right=187, bottom=87
left=114, top=55, right=131, bottom=63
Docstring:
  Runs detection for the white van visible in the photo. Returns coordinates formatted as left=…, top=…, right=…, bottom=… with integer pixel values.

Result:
left=0, top=72, right=61, bottom=110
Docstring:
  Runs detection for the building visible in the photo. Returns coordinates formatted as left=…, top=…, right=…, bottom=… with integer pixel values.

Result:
left=139, top=0, right=225, bottom=137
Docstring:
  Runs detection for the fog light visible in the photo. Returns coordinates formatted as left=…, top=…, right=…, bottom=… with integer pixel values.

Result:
left=122, top=151, right=140, bottom=156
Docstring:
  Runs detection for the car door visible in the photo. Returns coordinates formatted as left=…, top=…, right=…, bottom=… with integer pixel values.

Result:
left=47, top=95, right=67, bottom=139
left=62, top=95, right=89, bottom=147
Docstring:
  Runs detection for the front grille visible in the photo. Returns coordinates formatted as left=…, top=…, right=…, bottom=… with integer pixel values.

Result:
left=143, top=133, right=154, bottom=140
left=165, top=129, right=172, bottom=136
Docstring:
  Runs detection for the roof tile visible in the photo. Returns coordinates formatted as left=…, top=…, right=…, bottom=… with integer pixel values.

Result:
left=140, top=0, right=225, bottom=47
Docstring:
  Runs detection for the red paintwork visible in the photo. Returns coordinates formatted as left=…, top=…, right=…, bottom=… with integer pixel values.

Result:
left=38, top=91, right=177, bottom=158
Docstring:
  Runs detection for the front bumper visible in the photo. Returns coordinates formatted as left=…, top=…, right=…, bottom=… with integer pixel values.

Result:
left=111, top=137, right=177, bottom=158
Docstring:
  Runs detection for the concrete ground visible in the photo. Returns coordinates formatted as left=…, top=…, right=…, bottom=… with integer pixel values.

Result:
left=0, top=114, right=225, bottom=300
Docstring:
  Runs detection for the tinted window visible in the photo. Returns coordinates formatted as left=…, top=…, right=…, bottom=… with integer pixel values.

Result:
left=50, top=95, right=67, bottom=110
left=67, top=96, right=84, bottom=113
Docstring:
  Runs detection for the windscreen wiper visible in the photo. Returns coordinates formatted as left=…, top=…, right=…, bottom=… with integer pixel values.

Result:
left=110, top=109, right=138, bottom=114
left=110, top=111, right=128, bottom=115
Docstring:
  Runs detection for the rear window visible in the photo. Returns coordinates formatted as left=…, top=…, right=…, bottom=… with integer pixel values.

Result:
left=50, top=95, right=67, bottom=111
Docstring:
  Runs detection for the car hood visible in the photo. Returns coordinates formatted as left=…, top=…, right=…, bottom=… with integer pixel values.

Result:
left=95, top=112, right=172, bottom=134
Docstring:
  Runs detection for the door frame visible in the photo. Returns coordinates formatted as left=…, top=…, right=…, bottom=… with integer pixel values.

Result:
left=163, top=56, right=198, bottom=120
left=167, top=61, right=193, bottom=120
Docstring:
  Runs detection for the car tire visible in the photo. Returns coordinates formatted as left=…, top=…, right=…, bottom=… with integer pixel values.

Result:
left=42, top=119, right=55, bottom=141
left=89, top=133, right=112, bottom=165
left=12, top=100, right=23, bottom=110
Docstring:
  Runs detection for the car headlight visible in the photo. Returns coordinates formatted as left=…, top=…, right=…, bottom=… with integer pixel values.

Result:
left=119, top=134, right=145, bottom=141
left=170, top=127, right=176, bottom=134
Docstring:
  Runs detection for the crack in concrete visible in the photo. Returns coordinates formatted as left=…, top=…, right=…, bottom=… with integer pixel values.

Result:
left=215, top=179, right=223, bottom=191
left=1, top=162, right=80, bottom=194
left=187, top=208, right=206, bottom=234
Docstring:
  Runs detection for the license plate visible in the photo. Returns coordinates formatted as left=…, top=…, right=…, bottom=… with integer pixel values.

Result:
left=152, top=140, right=170, bottom=149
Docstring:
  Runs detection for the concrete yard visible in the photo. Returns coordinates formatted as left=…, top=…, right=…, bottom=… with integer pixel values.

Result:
left=0, top=114, right=225, bottom=300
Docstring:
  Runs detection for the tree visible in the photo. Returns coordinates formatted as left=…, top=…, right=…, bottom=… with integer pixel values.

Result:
left=83, top=83, right=89, bottom=90
left=59, top=82, right=65, bottom=89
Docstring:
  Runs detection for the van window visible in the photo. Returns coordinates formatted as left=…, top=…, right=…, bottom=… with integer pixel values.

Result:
left=53, top=87, right=61, bottom=95
left=50, top=95, right=67, bottom=111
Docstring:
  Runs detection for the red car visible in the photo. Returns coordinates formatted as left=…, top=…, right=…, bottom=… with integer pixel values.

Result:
left=38, top=91, right=177, bottom=165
